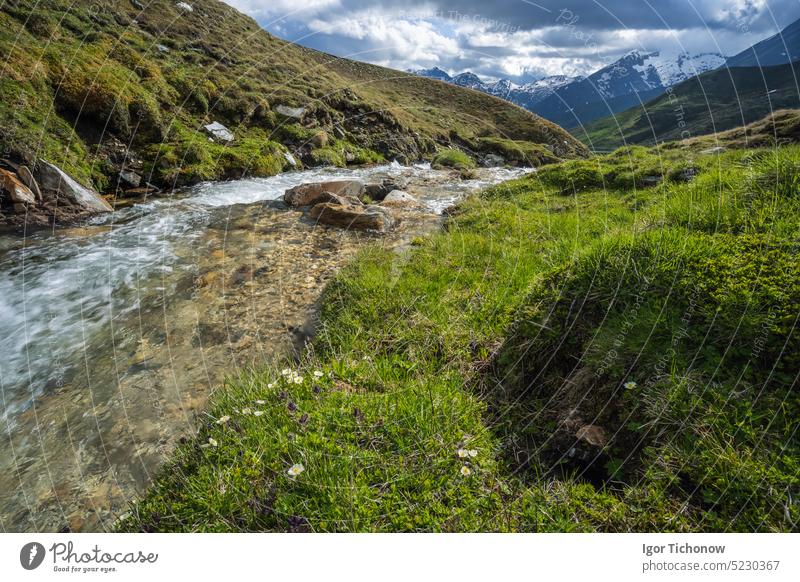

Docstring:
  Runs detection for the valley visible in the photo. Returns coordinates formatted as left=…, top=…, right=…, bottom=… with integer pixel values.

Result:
left=0, top=0, right=798, bottom=536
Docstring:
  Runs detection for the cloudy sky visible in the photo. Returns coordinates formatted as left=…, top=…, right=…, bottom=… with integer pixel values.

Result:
left=224, top=0, right=799, bottom=82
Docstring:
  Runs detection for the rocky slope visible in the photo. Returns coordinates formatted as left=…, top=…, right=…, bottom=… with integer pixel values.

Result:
left=0, top=0, right=585, bottom=228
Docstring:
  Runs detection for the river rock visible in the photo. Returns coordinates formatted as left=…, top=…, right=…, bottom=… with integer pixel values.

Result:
left=284, top=180, right=365, bottom=207
left=309, top=202, right=394, bottom=232
left=381, top=190, right=417, bottom=206
left=320, top=192, right=363, bottom=207
left=483, top=153, right=505, bottom=167
left=0, top=168, right=37, bottom=206
left=363, top=179, right=401, bottom=201
left=118, top=170, right=142, bottom=189
left=34, top=160, right=112, bottom=213
left=17, top=166, right=42, bottom=202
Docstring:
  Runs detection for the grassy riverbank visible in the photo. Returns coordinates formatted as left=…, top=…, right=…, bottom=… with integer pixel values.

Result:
left=121, top=144, right=800, bottom=532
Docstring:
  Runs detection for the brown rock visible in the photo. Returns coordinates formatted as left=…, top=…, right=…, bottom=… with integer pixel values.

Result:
left=575, top=425, right=608, bottom=448
left=380, top=189, right=419, bottom=207
left=17, top=165, right=42, bottom=202
left=363, top=178, right=404, bottom=201
left=0, top=168, right=37, bottom=206
left=319, top=192, right=363, bottom=207
left=309, top=202, right=394, bottom=232
left=311, top=131, right=329, bottom=148
left=284, top=180, right=364, bottom=207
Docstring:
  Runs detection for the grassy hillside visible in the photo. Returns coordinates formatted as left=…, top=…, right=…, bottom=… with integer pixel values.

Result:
left=577, top=64, right=800, bottom=151
left=0, top=0, right=584, bottom=192
left=120, top=143, right=799, bottom=532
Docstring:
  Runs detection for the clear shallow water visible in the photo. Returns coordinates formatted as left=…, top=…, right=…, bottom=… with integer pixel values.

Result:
left=0, top=163, right=530, bottom=531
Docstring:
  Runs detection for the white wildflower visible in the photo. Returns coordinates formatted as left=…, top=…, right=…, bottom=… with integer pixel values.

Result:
left=241, top=407, right=252, bottom=415
left=624, top=381, right=638, bottom=390
left=208, top=437, right=218, bottom=447
left=287, top=463, right=305, bottom=477
left=313, top=370, right=324, bottom=378
left=253, top=410, right=264, bottom=417
left=457, top=448, right=469, bottom=458
left=460, top=466, right=472, bottom=476
left=281, top=368, right=292, bottom=376
left=255, top=400, right=266, bottom=405
left=216, top=415, right=230, bottom=425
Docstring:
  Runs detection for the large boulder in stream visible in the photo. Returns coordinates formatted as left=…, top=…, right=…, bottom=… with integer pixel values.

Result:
left=284, top=180, right=365, bottom=207
left=309, top=201, right=394, bottom=232
left=34, top=160, right=112, bottom=213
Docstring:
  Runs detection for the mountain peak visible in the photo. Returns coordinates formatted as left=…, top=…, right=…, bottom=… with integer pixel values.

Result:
left=412, top=66, right=452, bottom=81
left=452, top=72, right=484, bottom=86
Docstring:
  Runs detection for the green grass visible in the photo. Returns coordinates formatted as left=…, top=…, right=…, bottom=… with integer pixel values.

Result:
left=577, top=64, right=800, bottom=151
left=120, top=142, right=799, bottom=532
left=0, top=0, right=584, bottom=192
left=475, top=137, right=562, bottom=166
left=431, top=148, right=476, bottom=170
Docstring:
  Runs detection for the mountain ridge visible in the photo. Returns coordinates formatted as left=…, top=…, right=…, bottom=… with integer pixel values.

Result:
left=414, top=49, right=725, bottom=129
left=0, top=0, right=584, bottom=211
left=726, top=16, right=800, bottom=67
left=577, top=63, right=800, bottom=150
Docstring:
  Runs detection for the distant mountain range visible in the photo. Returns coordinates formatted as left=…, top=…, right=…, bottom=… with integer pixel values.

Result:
left=415, top=50, right=724, bottom=129
left=411, top=67, right=580, bottom=110
left=530, top=50, right=725, bottom=129
left=414, top=15, right=800, bottom=131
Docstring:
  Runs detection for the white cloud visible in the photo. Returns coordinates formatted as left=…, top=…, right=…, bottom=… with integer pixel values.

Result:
left=225, top=0, right=340, bottom=18
left=221, top=0, right=790, bottom=81
left=307, top=10, right=462, bottom=66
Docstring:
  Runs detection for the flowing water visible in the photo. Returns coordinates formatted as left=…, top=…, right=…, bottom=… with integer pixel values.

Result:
left=0, top=162, right=530, bottom=532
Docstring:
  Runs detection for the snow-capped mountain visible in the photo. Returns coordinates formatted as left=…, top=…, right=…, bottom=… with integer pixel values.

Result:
left=451, top=72, right=485, bottom=90
left=513, top=76, right=580, bottom=104
left=532, top=50, right=724, bottom=128
left=587, top=50, right=725, bottom=101
left=413, top=50, right=723, bottom=129
left=412, top=68, right=582, bottom=109
left=619, top=50, right=725, bottom=93
left=413, top=67, right=452, bottom=82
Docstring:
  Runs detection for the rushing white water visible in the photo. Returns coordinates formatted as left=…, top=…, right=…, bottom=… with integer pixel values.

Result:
left=0, top=162, right=529, bottom=428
